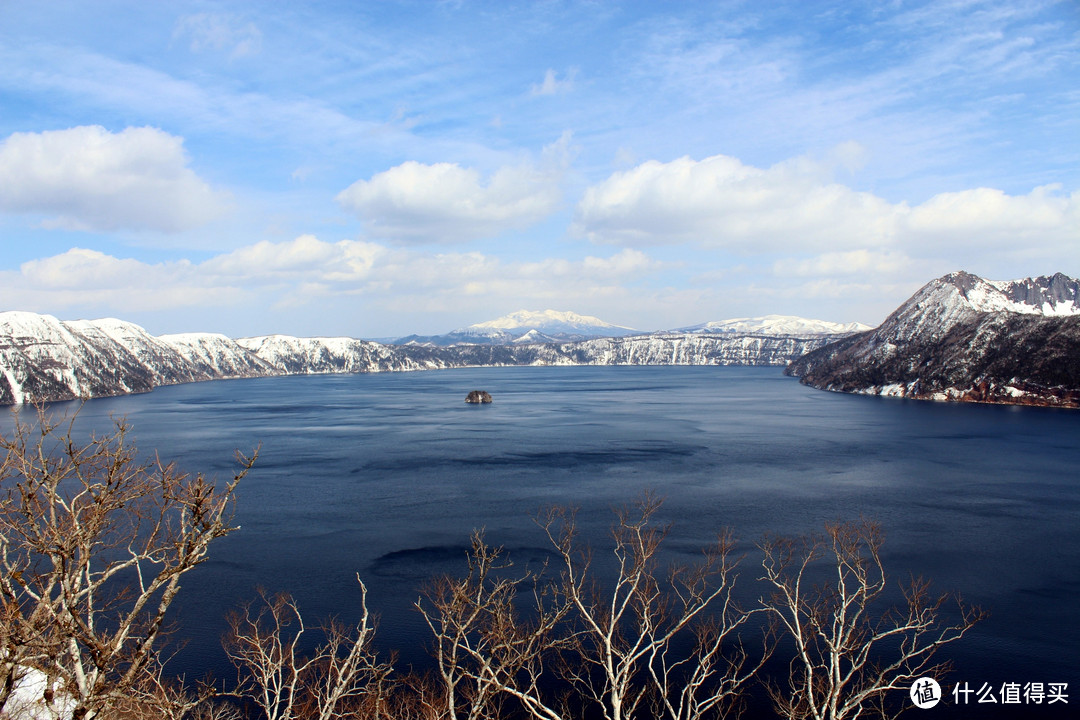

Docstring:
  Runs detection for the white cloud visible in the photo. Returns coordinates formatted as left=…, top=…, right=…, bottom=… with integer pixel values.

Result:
left=173, top=13, right=262, bottom=58
left=204, top=235, right=386, bottom=284
left=20, top=248, right=181, bottom=289
left=903, top=184, right=1079, bottom=248
left=530, top=68, right=576, bottom=96
left=773, top=250, right=913, bottom=278
left=336, top=141, right=569, bottom=243
left=574, top=150, right=1080, bottom=273
left=2, top=248, right=240, bottom=312
left=0, top=126, right=229, bottom=233
left=0, top=238, right=661, bottom=324
left=574, top=150, right=898, bottom=251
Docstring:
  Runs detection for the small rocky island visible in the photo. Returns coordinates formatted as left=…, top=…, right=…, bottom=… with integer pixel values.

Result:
left=465, top=390, right=493, bottom=404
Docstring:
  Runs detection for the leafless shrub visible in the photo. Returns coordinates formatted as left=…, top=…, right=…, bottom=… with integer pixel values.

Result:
left=758, top=520, right=986, bottom=720
left=541, top=495, right=764, bottom=720
left=224, top=576, right=391, bottom=720
left=0, top=407, right=254, bottom=719
left=417, top=495, right=763, bottom=720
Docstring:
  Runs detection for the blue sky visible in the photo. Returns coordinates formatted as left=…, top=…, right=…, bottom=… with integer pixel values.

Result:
left=1, top=0, right=1077, bottom=337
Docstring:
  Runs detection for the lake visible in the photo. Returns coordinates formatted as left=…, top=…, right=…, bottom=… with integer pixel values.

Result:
left=9, top=366, right=1078, bottom=717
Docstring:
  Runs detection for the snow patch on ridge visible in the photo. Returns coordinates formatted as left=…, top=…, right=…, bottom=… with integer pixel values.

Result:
left=681, top=314, right=871, bottom=336
left=464, top=309, right=635, bottom=334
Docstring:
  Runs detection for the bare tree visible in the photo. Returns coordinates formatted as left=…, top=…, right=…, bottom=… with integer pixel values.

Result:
left=0, top=408, right=254, bottom=719
left=758, top=520, right=986, bottom=720
left=107, top=657, right=207, bottom=719
left=541, top=496, right=763, bottom=720
left=415, top=531, right=570, bottom=720
left=418, top=496, right=763, bottom=720
left=224, top=575, right=392, bottom=720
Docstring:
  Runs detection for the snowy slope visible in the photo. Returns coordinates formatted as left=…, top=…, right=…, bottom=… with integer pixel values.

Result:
left=0, top=309, right=846, bottom=405
left=235, top=335, right=450, bottom=373
left=0, top=313, right=273, bottom=405
left=788, top=271, right=1080, bottom=407
left=680, top=315, right=872, bottom=336
left=463, top=309, right=638, bottom=336
left=395, top=309, right=641, bottom=345
left=1, top=312, right=159, bottom=405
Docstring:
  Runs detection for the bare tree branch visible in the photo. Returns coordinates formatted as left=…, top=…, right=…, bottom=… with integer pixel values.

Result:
left=0, top=406, right=254, bottom=719
left=758, top=520, right=986, bottom=720
left=224, top=576, right=391, bottom=720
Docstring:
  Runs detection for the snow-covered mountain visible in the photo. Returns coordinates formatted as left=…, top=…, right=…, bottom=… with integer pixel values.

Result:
left=391, top=309, right=871, bottom=346
left=0, top=310, right=845, bottom=405
left=235, top=335, right=452, bottom=374
left=680, top=315, right=872, bottom=336
left=465, top=309, right=638, bottom=337
left=393, top=309, right=640, bottom=346
left=0, top=312, right=274, bottom=405
left=787, top=271, right=1080, bottom=407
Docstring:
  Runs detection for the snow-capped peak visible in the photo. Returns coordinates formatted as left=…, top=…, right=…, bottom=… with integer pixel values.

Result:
left=873, top=271, right=1080, bottom=346
left=907, top=271, right=1079, bottom=323
left=458, top=309, right=638, bottom=337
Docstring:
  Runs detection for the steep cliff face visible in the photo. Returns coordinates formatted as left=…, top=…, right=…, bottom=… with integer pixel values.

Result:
left=787, top=272, right=1080, bottom=407
left=550, top=333, right=834, bottom=366
left=0, top=312, right=273, bottom=405
left=237, top=332, right=835, bottom=372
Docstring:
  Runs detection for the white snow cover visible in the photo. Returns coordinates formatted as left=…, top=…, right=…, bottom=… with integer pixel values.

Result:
left=460, top=309, right=638, bottom=336
left=1, top=664, right=75, bottom=720
left=682, top=314, right=871, bottom=336
left=980, top=280, right=1079, bottom=316
left=0, top=309, right=841, bottom=405
left=879, top=272, right=1080, bottom=345
left=511, top=328, right=554, bottom=343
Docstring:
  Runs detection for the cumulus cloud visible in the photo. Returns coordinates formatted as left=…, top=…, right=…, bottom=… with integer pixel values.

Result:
left=574, top=150, right=1080, bottom=274
left=0, top=126, right=229, bottom=233
left=1, top=237, right=661, bottom=323
left=336, top=138, right=570, bottom=244
left=574, top=151, right=898, bottom=251
left=903, top=184, right=1080, bottom=248
left=201, top=237, right=657, bottom=298
left=204, top=235, right=387, bottom=286
left=1, top=248, right=239, bottom=312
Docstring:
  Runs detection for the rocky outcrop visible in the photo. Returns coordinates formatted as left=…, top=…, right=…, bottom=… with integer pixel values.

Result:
left=787, top=272, right=1080, bottom=408
left=465, top=390, right=492, bottom=403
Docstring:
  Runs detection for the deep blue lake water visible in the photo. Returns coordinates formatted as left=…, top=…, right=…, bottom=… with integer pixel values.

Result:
left=9, top=366, right=1078, bottom=717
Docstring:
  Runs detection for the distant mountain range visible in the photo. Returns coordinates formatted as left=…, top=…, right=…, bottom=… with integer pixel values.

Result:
left=787, top=271, right=1080, bottom=407
left=391, top=309, right=870, bottom=346
left=0, top=308, right=859, bottom=406
left=676, top=315, right=872, bottom=336
left=6, top=273, right=1078, bottom=408
left=392, top=309, right=641, bottom=346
